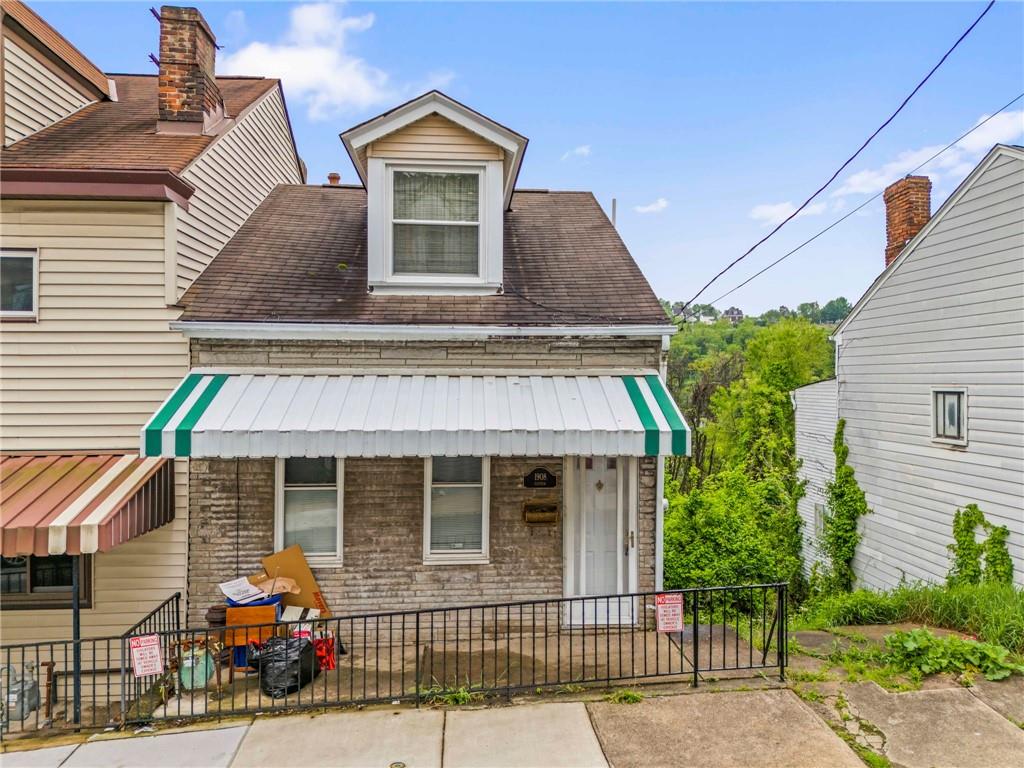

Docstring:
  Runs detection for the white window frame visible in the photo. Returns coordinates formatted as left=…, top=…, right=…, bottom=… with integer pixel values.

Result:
left=1, top=248, right=39, bottom=320
left=367, top=157, right=504, bottom=293
left=931, top=387, right=968, bottom=447
left=274, top=458, right=345, bottom=566
left=422, top=456, right=490, bottom=565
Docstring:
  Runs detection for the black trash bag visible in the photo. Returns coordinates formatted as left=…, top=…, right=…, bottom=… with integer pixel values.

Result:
left=247, top=637, right=320, bottom=698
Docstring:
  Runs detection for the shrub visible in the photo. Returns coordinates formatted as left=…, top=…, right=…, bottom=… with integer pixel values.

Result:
left=798, top=582, right=1024, bottom=653
left=664, top=467, right=803, bottom=593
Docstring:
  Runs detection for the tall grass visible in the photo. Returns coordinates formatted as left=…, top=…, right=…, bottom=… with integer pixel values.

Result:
left=796, top=582, right=1024, bottom=653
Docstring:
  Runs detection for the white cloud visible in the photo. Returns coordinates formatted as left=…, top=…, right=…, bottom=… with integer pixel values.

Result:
left=832, top=110, right=1024, bottom=198
left=220, top=2, right=432, bottom=121
left=634, top=197, right=669, bottom=214
left=749, top=200, right=828, bottom=227
left=560, top=144, right=591, bottom=162
left=222, top=10, right=247, bottom=47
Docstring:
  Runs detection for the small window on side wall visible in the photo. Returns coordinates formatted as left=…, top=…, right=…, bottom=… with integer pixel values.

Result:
left=1, top=554, right=93, bottom=610
left=423, top=457, right=490, bottom=564
left=932, top=388, right=967, bottom=446
left=1, top=248, right=38, bottom=319
left=275, top=458, right=344, bottom=564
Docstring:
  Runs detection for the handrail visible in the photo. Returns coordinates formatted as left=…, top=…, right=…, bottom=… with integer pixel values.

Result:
left=122, top=591, right=181, bottom=638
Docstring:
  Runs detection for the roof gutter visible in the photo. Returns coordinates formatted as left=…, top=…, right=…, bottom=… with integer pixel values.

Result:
left=0, top=168, right=195, bottom=209
left=170, top=321, right=679, bottom=341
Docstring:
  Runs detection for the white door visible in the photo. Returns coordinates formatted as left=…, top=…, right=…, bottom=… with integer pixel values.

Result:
left=565, top=457, right=637, bottom=625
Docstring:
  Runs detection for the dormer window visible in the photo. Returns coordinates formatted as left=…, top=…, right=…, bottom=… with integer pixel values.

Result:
left=342, top=91, right=528, bottom=295
left=391, top=168, right=481, bottom=277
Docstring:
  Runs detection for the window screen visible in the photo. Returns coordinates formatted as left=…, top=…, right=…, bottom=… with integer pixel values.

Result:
left=282, top=458, right=339, bottom=557
left=1, top=251, right=35, bottom=314
left=429, top=457, right=484, bottom=553
left=392, top=171, right=479, bottom=276
left=933, top=391, right=964, bottom=441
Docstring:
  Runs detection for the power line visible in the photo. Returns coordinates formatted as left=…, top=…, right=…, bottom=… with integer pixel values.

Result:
left=697, top=91, right=1023, bottom=311
left=679, top=0, right=996, bottom=314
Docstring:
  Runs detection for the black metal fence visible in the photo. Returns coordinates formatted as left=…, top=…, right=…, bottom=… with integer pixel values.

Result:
left=1, top=584, right=786, bottom=736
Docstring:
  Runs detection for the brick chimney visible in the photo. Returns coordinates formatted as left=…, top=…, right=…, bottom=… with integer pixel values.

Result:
left=883, top=175, right=931, bottom=267
left=327, top=172, right=341, bottom=186
left=157, top=6, right=225, bottom=134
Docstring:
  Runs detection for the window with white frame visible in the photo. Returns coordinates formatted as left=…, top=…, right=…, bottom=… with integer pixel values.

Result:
left=932, top=388, right=967, bottom=446
left=423, top=457, right=489, bottom=563
left=276, top=458, right=343, bottom=562
left=1, top=248, right=38, bottom=318
left=391, top=168, right=481, bottom=277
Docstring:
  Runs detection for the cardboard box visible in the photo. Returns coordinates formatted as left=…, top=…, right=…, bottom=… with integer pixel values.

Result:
left=261, top=545, right=331, bottom=617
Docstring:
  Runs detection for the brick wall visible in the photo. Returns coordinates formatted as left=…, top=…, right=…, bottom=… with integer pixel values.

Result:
left=187, top=455, right=660, bottom=626
left=158, top=6, right=222, bottom=123
left=190, top=336, right=663, bottom=371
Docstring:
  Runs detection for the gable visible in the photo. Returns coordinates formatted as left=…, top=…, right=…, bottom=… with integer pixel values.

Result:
left=835, top=145, right=1024, bottom=339
left=367, top=113, right=503, bottom=161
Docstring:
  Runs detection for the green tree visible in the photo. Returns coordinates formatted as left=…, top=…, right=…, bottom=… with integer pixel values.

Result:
left=797, top=302, right=821, bottom=323
left=820, top=296, right=852, bottom=324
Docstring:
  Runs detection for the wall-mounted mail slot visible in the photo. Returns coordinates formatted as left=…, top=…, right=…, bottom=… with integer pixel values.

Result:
left=523, top=500, right=559, bottom=525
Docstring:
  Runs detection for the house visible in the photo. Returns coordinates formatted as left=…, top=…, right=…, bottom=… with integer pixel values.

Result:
left=793, top=145, right=1023, bottom=588
left=136, top=90, right=689, bottom=626
left=0, top=2, right=303, bottom=642
left=722, top=306, right=744, bottom=324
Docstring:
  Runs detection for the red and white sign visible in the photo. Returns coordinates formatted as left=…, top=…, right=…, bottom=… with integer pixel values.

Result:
left=129, top=634, right=164, bottom=677
left=655, top=593, right=684, bottom=633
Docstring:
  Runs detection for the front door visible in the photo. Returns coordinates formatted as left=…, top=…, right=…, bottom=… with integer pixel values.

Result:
left=564, top=457, right=637, bottom=625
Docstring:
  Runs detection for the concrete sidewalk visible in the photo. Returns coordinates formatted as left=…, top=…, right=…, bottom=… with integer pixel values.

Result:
left=0, top=690, right=864, bottom=768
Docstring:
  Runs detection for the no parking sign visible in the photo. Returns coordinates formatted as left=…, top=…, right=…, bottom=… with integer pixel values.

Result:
left=655, top=593, right=684, bottom=633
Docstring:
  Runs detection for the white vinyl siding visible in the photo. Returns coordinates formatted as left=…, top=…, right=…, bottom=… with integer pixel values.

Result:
left=3, top=36, right=93, bottom=146
left=793, top=379, right=838, bottom=571
left=174, top=87, right=302, bottom=296
left=836, top=150, right=1024, bottom=589
left=0, top=199, right=188, bottom=641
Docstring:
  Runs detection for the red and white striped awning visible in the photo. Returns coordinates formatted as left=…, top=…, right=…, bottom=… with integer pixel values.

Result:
left=0, top=454, right=174, bottom=557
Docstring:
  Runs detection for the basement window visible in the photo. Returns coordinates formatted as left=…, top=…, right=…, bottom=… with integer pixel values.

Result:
left=932, top=388, right=967, bottom=447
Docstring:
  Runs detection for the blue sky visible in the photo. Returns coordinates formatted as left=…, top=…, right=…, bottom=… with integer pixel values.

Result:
left=41, top=1, right=1024, bottom=313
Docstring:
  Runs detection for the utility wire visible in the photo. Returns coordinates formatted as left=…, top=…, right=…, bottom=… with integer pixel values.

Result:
left=696, top=91, right=1024, bottom=311
left=679, top=0, right=996, bottom=314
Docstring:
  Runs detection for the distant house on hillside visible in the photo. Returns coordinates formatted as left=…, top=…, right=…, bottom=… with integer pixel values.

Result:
left=722, top=306, right=744, bottom=324
left=793, top=145, right=1024, bottom=588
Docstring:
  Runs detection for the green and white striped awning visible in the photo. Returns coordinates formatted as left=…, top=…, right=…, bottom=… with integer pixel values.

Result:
left=141, top=372, right=689, bottom=459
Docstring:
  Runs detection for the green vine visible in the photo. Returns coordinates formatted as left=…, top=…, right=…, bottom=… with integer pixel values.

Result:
left=948, top=504, right=1013, bottom=586
left=815, top=419, right=871, bottom=595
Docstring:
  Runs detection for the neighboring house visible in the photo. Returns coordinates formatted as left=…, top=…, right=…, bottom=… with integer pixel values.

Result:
left=722, top=306, right=744, bottom=324
left=0, top=3, right=303, bottom=641
left=793, top=145, right=1024, bottom=589
left=136, top=90, right=689, bottom=626
left=792, top=378, right=838, bottom=571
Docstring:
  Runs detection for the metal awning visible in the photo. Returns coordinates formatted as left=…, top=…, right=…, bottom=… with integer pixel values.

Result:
left=0, top=454, right=174, bottom=557
left=141, top=373, right=690, bottom=459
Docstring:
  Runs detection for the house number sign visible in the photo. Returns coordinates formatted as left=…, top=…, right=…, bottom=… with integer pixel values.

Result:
left=524, top=467, right=557, bottom=488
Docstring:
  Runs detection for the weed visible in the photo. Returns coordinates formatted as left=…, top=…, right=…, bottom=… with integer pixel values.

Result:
left=883, top=628, right=1024, bottom=681
left=605, top=689, right=643, bottom=704
left=790, top=668, right=831, bottom=683
left=558, top=684, right=586, bottom=694
left=792, top=684, right=823, bottom=703
left=422, top=685, right=481, bottom=706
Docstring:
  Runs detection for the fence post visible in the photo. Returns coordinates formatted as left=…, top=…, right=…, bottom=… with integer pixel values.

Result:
left=691, top=591, right=699, bottom=689
left=777, top=584, right=787, bottom=682
left=119, top=636, right=128, bottom=726
left=414, top=611, right=421, bottom=708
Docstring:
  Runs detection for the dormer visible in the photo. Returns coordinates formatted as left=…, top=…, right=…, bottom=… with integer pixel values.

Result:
left=341, top=91, right=527, bottom=295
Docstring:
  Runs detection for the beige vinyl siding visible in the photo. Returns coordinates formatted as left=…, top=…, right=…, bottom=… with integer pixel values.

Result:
left=793, top=379, right=838, bottom=572
left=368, top=113, right=503, bottom=161
left=2, top=35, right=92, bottom=146
left=174, top=86, right=303, bottom=296
left=0, top=199, right=188, bottom=641
left=837, top=150, right=1024, bottom=589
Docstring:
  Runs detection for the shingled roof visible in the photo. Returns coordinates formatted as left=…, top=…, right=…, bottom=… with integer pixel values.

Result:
left=178, top=185, right=669, bottom=327
left=1, top=74, right=278, bottom=173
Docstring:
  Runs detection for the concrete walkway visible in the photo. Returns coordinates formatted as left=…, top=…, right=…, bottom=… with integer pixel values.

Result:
left=0, top=691, right=860, bottom=768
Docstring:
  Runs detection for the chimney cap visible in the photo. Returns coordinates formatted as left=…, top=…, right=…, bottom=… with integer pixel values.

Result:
left=327, top=172, right=341, bottom=186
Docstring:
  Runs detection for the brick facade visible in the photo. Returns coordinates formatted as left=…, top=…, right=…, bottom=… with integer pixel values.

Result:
left=185, top=335, right=664, bottom=626
left=190, top=336, right=663, bottom=370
